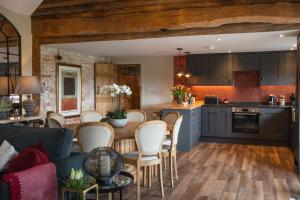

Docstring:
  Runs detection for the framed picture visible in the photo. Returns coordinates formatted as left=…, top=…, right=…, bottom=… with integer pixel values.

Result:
left=56, top=63, right=82, bottom=117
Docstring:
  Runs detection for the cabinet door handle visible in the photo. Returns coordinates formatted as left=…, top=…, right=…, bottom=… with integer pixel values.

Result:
left=261, top=77, right=265, bottom=81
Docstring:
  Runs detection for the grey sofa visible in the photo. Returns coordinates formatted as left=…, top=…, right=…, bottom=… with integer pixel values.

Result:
left=0, top=124, right=87, bottom=200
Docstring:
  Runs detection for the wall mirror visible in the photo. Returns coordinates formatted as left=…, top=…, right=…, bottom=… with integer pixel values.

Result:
left=0, top=13, right=21, bottom=95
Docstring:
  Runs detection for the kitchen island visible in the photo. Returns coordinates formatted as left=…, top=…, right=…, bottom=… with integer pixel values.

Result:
left=160, top=101, right=203, bottom=151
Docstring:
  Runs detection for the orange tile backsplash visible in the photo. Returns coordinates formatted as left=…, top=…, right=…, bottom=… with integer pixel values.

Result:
left=174, top=56, right=296, bottom=103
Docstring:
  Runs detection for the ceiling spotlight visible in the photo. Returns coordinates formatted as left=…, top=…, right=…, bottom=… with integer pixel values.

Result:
left=208, top=45, right=215, bottom=50
left=290, top=47, right=295, bottom=51
left=279, top=34, right=284, bottom=38
left=217, top=38, right=222, bottom=41
left=228, top=50, right=232, bottom=53
left=185, top=73, right=192, bottom=78
left=293, top=43, right=297, bottom=47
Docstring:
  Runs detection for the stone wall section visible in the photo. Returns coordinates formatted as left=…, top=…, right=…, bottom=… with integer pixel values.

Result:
left=40, top=46, right=111, bottom=124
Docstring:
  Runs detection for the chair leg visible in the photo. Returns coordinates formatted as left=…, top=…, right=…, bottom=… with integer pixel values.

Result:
left=173, top=153, right=178, bottom=180
left=169, top=152, right=174, bottom=187
left=143, top=166, right=147, bottom=186
left=155, top=165, right=158, bottom=176
left=163, top=155, right=167, bottom=169
left=137, top=164, right=141, bottom=200
left=159, top=162, right=165, bottom=198
left=148, top=166, right=152, bottom=188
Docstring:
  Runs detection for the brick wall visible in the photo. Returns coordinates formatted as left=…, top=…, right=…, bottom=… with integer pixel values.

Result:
left=40, top=46, right=111, bottom=124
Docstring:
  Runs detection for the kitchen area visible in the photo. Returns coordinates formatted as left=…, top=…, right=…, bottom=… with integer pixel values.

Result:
left=159, top=49, right=299, bottom=168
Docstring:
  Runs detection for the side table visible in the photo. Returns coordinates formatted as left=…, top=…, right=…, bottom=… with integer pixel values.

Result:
left=61, top=183, right=99, bottom=200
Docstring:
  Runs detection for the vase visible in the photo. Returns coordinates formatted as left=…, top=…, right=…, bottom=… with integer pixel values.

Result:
left=176, top=96, right=184, bottom=104
left=108, top=118, right=128, bottom=128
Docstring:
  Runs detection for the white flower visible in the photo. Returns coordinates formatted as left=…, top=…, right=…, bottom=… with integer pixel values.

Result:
left=70, top=168, right=75, bottom=180
left=100, top=84, right=132, bottom=97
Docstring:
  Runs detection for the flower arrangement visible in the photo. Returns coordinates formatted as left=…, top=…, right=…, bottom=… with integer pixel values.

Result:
left=65, top=168, right=87, bottom=190
left=100, top=84, right=132, bottom=121
left=170, top=85, right=190, bottom=104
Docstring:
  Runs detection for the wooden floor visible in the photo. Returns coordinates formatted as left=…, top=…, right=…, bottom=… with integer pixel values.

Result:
left=112, top=143, right=300, bottom=200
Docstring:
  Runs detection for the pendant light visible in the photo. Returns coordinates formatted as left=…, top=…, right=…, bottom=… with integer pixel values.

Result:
left=184, top=51, right=192, bottom=78
left=176, top=48, right=184, bottom=77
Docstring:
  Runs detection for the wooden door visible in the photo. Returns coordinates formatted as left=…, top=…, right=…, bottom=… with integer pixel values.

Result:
left=95, top=63, right=117, bottom=116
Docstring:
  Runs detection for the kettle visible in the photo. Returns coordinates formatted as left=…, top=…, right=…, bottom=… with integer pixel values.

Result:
left=267, top=95, right=277, bottom=105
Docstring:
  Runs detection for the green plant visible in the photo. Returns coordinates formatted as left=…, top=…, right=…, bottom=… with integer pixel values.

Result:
left=0, top=97, right=11, bottom=112
left=107, top=110, right=127, bottom=119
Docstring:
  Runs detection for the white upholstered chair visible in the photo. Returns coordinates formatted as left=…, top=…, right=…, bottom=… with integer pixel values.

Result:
left=122, top=120, right=166, bottom=200
left=80, top=110, right=103, bottom=123
left=48, top=113, right=65, bottom=128
left=161, top=116, right=183, bottom=187
left=127, top=110, right=146, bottom=123
left=162, top=112, right=181, bottom=148
left=76, top=122, right=114, bottom=152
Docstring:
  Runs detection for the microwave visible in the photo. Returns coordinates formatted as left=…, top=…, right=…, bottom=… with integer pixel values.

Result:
left=204, top=96, right=220, bottom=105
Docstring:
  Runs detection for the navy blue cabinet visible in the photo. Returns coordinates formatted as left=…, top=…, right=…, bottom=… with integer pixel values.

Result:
left=162, top=107, right=201, bottom=152
left=201, top=106, right=232, bottom=137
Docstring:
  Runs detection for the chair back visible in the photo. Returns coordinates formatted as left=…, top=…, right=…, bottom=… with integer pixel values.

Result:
left=163, top=112, right=180, bottom=130
left=135, top=120, right=166, bottom=156
left=80, top=110, right=102, bottom=123
left=127, top=110, right=146, bottom=122
left=171, top=116, right=183, bottom=149
left=76, top=122, right=114, bottom=152
left=48, top=113, right=65, bottom=128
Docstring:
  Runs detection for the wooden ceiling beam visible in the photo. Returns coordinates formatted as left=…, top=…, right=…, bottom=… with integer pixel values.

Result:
left=39, top=22, right=300, bottom=45
left=32, top=2, right=300, bottom=37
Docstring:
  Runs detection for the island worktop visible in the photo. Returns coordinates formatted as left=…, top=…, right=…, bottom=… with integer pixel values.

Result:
left=155, top=101, right=204, bottom=110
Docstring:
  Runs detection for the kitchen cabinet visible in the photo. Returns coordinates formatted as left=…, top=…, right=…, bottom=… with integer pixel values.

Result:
left=233, top=53, right=260, bottom=71
left=260, top=51, right=296, bottom=85
left=202, top=106, right=231, bottom=137
left=162, top=107, right=201, bottom=152
left=259, top=108, right=289, bottom=141
left=187, top=54, right=232, bottom=86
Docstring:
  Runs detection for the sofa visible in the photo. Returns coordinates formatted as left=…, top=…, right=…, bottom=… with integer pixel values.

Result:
left=0, top=124, right=87, bottom=200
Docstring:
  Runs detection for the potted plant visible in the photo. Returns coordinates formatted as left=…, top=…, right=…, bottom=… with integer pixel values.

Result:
left=0, top=96, right=12, bottom=119
left=170, top=85, right=190, bottom=104
left=100, top=83, right=132, bottom=127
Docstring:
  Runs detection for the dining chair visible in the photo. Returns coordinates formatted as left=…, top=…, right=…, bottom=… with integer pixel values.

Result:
left=76, top=122, right=114, bottom=152
left=80, top=110, right=103, bottom=123
left=47, top=113, right=65, bottom=128
left=163, top=112, right=180, bottom=132
left=127, top=110, right=147, bottom=122
left=122, top=120, right=166, bottom=200
left=161, top=116, right=183, bottom=187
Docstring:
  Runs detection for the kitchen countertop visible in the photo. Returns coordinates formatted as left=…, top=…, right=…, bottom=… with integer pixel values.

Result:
left=203, top=103, right=291, bottom=108
left=158, top=101, right=204, bottom=110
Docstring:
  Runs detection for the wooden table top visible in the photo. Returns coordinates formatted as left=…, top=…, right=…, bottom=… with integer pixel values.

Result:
left=66, top=121, right=170, bottom=141
left=0, top=116, right=41, bottom=124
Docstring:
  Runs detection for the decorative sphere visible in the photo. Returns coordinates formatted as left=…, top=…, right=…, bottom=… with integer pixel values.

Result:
left=83, top=147, right=124, bottom=185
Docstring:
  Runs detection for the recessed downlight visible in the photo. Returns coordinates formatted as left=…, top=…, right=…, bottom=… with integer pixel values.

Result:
left=217, top=38, right=222, bottom=41
left=228, top=50, right=232, bottom=53
left=279, top=34, right=284, bottom=38
left=293, top=43, right=297, bottom=47
left=290, top=47, right=295, bottom=51
left=208, top=45, right=215, bottom=50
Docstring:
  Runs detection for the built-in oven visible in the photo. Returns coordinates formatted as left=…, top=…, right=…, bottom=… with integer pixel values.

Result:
left=232, top=107, right=260, bottom=134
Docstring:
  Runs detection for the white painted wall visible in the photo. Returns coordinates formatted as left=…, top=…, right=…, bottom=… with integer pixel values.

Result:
left=112, top=57, right=174, bottom=107
left=0, top=5, right=32, bottom=75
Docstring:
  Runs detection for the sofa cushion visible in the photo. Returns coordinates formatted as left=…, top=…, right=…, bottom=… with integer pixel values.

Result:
left=0, top=125, right=73, bottom=162
left=5, top=143, right=49, bottom=175
left=0, top=140, right=18, bottom=171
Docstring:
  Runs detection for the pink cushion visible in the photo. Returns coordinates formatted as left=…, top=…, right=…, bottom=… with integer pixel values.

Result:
left=5, top=144, right=49, bottom=175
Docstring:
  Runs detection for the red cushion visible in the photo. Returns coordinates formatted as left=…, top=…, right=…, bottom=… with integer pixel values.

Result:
left=5, top=143, right=49, bottom=175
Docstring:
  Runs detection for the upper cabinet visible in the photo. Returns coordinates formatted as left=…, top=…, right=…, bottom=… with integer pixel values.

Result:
left=187, top=51, right=296, bottom=86
left=233, top=53, right=260, bottom=71
left=187, top=54, right=233, bottom=86
left=260, top=51, right=296, bottom=85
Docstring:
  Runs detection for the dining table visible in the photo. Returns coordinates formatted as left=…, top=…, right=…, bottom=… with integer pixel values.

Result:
left=65, top=121, right=170, bottom=154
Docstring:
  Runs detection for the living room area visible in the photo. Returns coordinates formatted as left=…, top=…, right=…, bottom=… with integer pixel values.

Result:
left=1, top=1, right=300, bottom=200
